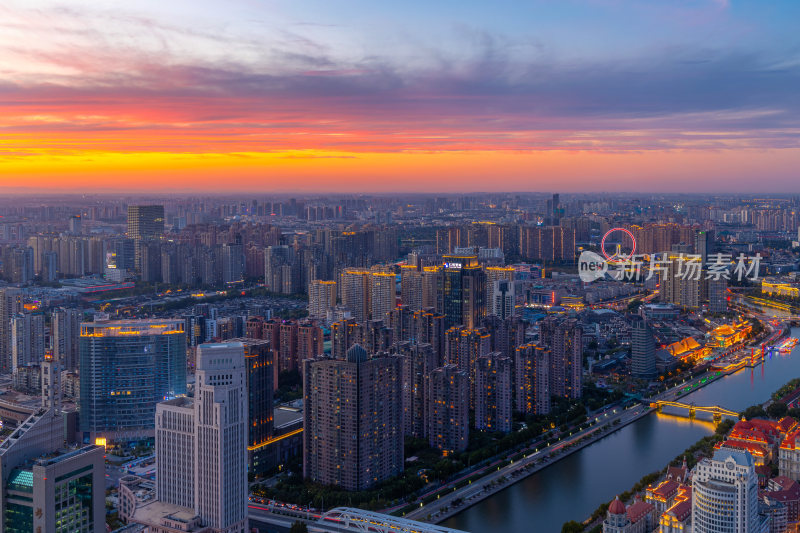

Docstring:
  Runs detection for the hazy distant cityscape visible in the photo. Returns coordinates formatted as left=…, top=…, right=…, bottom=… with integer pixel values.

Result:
left=0, top=193, right=799, bottom=532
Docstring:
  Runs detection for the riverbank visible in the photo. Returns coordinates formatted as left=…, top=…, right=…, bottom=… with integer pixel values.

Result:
left=440, top=318, right=782, bottom=528
left=423, top=366, right=739, bottom=525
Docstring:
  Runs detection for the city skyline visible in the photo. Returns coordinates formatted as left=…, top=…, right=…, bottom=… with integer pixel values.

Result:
left=2, top=0, right=800, bottom=193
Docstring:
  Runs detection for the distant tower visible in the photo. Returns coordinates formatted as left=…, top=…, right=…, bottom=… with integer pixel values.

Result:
left=126, top=205, right=165, bottom=240
left=41, top=354, right=62, bottom=409
left=631, top=316, right=657, bottom=379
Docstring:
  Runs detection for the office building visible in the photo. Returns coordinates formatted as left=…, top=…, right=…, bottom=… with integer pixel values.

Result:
left=0, top=361, right=105, bottom=533
left=631, top=316, right=657, bottom=379
left=127, top=205, right=165, bottom=240
left=427, top=364, right=469, bottom=455
left=155, top=397, right=196, bottom=510
left=475, top=352, right=512, bottom=433
left=303, top=346, right=403, bottom=491
left=79, top=319, right=187, bottom=442
left=308, top=279, right=337, bottom=320
left=228, top=338, right=274, bottom=476
left=193, top=343, right=249, bottom=532
left=540, top=317, right=583, bottom=399
left=692, top=449, right=761, bottom=533
left=150, top=342, right=248, bottom=533
left=514, top=343, right=550, bottom=415
left=439, top=255, right=486, bottom=329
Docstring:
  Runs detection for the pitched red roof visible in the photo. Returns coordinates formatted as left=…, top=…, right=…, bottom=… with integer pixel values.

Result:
left=627, top=501, right=654, bottom=524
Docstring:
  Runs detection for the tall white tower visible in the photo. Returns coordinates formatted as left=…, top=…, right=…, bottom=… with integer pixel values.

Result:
left=194, top=342, right=248, bottom=533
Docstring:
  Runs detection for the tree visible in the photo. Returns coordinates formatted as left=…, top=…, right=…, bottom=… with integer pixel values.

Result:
left=289, top=521, right=309, bottom=533
left=742, top=405, right=767, bottom=420
left=767, top=402, right=789, bottom=420
left=788, top=407, right=800, bottom=421
left=561, top=520, right=584, bottom=533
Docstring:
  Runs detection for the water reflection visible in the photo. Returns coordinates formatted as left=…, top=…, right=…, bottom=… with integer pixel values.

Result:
left=446, top=328, right=800, bottom=533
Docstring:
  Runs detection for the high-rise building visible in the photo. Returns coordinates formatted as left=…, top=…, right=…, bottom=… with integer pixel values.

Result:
left=427, top=364, right=469, bottom=455
left=631, top=316, right=657, bottom=379
left=264, top=245, right=297, bottom=294
left=297, top=323, right=324, bottom=362
left=303, top=345, right=403, bottom=491
left=193, top=343, right=248, bottom=531
left=485, top=266, right=514, bottom=314
left=445, top=326, right=491, bottom=397
left=155, top=397, right=196, bottom=510
left=151, top=342, right=249, bottom=533
left=490, top=279, right=516, bottom=319
left=220, top=243, right=244, bottom=284
left=540, top=317, right=583, bottom=399
left=79, top=319, right=187, bottom=442
left=68, top=214, right=83, bottom=234
left=475, top=352, right=512, bottom=433
left=708, top=277, right=728, bottom=313
left=439, top=255, right=486, bottom=329
left=340, top=269, right=371, bottom=323
left=228, top=338, right=274, bottom=476
left=52, top=308, right=82, bottom=372
left=661, top=254, right=701, bottom=309
left=400, top=266, right=424, bottom=310
left=0, top=288, right=23, bottom=374
left=514, top=343, right=550, bottom=415
left=371, top=271, right=396, bottom=322
left=127, top=205, right=165, bottom=240
left=308, top=279, right=337, bottom=320
left=10, top=313, right=45, bottom=371
left=692, top=449, right=760, bottom=533
left=278, top=321, right=298, bottom=372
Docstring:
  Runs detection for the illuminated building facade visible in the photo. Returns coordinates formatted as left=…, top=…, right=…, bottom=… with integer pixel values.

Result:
left=540, top=317, right=583, bottom=400
left=475, top=352, right=512, bottom=433
left=691, top=449, right=760, bottom=533
left=308, top=279, right=337, bottom=319
left=229, top=338, right=274, bottom=476
left=439, top=255, right=486, bottom=330
left=78, top=319, right=186, bottom=441
left=303, top=346, right=403, bottom=491
left=514, top=343, right=550, bottom=415
left=427, top=364, right=469, bottom=455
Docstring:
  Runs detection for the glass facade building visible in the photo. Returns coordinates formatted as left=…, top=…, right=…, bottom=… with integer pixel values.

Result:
left=79, top=319, right=186, bottom=441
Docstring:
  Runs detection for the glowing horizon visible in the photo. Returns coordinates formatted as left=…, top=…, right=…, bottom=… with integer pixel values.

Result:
left=2, top=0, right=799, bottom=193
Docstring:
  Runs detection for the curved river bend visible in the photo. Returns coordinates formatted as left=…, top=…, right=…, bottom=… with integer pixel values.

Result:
left=445, top=325, right=800, bottom=533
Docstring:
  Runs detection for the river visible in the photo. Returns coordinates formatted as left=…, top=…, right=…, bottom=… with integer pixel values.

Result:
left=445, top=323, right=800, bottom=533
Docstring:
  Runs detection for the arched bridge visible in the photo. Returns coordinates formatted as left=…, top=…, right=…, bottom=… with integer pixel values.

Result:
left=650, top=401, right=740, bottom=422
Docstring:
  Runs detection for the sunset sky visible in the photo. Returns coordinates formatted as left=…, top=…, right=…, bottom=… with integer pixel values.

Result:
left=2, top=0, right=799, bottom=193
